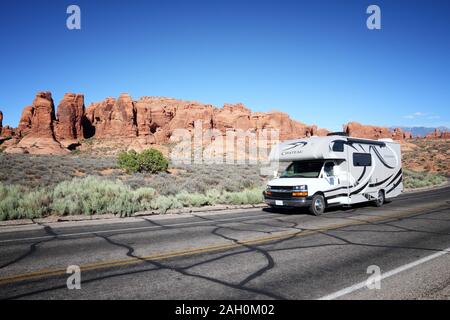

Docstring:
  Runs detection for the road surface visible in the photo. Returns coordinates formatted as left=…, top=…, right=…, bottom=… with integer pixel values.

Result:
left=0, top=186, right=449, bottom=300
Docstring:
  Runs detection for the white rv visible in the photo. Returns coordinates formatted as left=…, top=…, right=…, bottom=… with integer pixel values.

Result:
left=264, top=133, right=403, bottom=215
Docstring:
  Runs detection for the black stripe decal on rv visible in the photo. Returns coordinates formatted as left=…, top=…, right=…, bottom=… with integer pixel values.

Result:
left=369, top=174, right=393, bottom=188
left=370, top=146, right=395, bottom=169
left=324, top=186, right=348, bottom=194
left=387, top=175, right=403, bottom=194
left=350, top=181, right=370, bottom=196
left=386, top=169, right=402, bottom=188
left=357, top=166, right=367, bottom=183
left=326, top=193, right=348, bottom=200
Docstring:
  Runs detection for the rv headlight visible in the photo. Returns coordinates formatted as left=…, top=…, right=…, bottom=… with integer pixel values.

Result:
left=293, top=185, right=308, bottom=191
left=266, top=186, right=272, bottom=192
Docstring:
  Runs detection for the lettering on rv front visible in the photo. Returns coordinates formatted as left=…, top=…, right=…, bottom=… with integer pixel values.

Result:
left=281, top=150, right=303, bottom=156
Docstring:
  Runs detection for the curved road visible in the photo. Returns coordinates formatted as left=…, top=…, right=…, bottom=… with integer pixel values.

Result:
left=0, top=186, right=449, bottom=300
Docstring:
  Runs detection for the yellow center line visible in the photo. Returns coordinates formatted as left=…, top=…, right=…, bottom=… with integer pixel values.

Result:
left=0, top=204, right=446, bottom=286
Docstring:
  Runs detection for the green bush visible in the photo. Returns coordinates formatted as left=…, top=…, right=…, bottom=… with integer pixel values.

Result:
left=118, top=149, right=169, bottom=174
left=117, top=150, right=140, bottom=173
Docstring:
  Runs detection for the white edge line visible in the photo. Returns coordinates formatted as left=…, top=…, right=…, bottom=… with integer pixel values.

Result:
left=318, top=247, right=450, bottom=300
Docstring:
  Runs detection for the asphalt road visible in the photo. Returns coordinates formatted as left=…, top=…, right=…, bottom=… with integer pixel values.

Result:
left=0, top=186, right=449, bottom=300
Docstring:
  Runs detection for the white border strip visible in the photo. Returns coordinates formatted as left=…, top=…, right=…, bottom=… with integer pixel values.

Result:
left=319, top=247, right=450, bottom=300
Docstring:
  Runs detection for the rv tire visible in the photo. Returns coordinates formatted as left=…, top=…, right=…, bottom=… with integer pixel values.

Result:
left=374, top=190, right=385, bottom=207
left=309, top=194, right=326, bottom=216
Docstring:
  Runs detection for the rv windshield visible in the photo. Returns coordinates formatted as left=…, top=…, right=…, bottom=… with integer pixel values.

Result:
left=280, top=161, right=324, bottom=178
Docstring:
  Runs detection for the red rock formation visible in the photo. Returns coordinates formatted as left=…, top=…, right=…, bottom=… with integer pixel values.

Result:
left=344, top=122, right=392, bottom=139
left=5, top=92, right=68, bottom=155
left=86, top=97, right=324, bottom=144
left=316, top=128, right=330, bottom=137
left=214, top=103, right=253, bottom=131
left=343, top=122, right=412, bottom=141
left=29, top=92, right=56, bottom=137
left=424, top=129, right=450, bottom=139
left=392, top=128, right=412, bottom=140
left=55, top=93, right=85, bottom=141
left=425, top=128, right=441, bottom=139
left=17, top=106, right=34, bottom=137
left=1, top=126, right=14, bottom=137
left=6, top=91, right=329, bottom=154
left=86, top=94, right=137, bottom=138
left=403, top=131, right=413, bottom=139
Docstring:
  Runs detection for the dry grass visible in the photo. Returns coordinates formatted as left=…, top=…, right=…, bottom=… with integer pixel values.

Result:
left=0, top=153, right=267, bottom=195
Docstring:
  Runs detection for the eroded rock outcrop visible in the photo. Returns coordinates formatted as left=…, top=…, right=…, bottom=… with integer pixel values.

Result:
left=344, top=122, right=412, bottom=141
left=1, top=126, right=14, bottom=137
left=441, top=131, right=450, bottom=139
left=86, top=96, right=324, bottom=145
left=54, top=93, right=85, bottom=142
left=5, top=91, right=329, bottom=154
left=86, top=94, right=137, bottom=139
left=424, top=128, right=450, bottom=139
left=5, top=92, right=68, bottom=155
left=17, top=106, right=34, bottom=137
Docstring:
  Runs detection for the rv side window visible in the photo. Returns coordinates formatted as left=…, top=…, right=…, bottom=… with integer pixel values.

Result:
left=353, top=153, right=372, bottom=167
left=332, top=141, right=344, bottom=152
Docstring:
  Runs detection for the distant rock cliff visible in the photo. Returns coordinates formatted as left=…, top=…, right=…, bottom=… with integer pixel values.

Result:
left=2, top=92, right=327, bottom=155
left=343, top=122, right=413, bottom=141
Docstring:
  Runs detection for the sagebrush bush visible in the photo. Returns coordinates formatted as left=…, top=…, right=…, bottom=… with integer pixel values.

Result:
left=403, top=169, right=446, bottom=189
left=150, top=195, right=183, bottom=214
left=118, top=149, right=169, bottom=174
left=0, top=184, right=51, bottom=220
left=51, top=176, right=157, bottom=217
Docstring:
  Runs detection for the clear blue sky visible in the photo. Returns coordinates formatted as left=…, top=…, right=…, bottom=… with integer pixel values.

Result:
left=0, top=0, right=449, bottom=131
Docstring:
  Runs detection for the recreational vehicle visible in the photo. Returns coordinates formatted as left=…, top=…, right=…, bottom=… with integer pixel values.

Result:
left=263, top=133, right=403, bottom=215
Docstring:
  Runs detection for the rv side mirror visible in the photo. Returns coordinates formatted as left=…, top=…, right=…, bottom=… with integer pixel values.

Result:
left=273, top=170, right=279, bottom=178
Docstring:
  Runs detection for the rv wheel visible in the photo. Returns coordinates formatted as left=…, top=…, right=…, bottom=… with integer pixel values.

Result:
left=375, top=190, right=385, bottom=207
left=309, top=194, right=326, bottom=216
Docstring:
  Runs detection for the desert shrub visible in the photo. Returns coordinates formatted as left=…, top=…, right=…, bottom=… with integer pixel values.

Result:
left=150, top=195, right=183, bottom=214
left=205, top=189, right=222, bottom=205
left=186, top=193, right=210, bottom=207
left=403, top=169, right=446, bottom=189
left=0, top=184, right=51, bottom=220
left=18, top=188, right=52, bottom=219
left=0, top=184, right=22, bottom=220
left=220, top=188, right=264, bottom=205
left=138, top=149, right=169, bottom=173
left=51, top=176, right=157, bottom=217
left=117, top=150, right=140, bottom=173
left=118, top=149, right=169, bottom=174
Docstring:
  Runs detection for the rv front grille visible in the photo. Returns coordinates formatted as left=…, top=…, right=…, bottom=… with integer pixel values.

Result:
left=269, top=186, right=294, bottom=191
left=266, top=192, right=293, bottom=200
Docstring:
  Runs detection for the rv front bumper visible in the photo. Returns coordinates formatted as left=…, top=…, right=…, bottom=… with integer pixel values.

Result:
left=264, top=197, right=312, bottom=208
